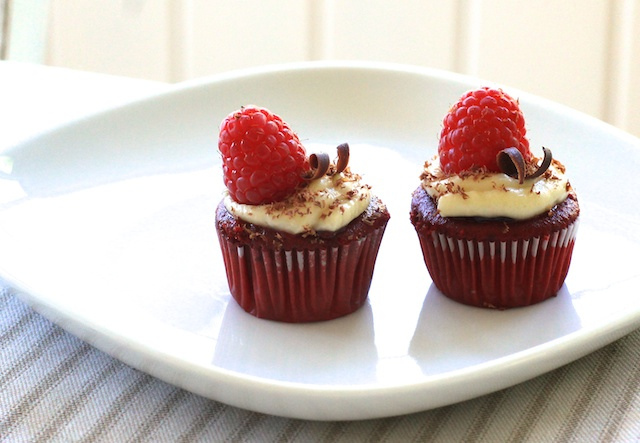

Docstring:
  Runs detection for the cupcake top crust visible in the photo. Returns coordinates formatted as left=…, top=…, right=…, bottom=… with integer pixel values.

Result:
left=421, top=87, right=575, bottom=220
left=218, top=105, right=373, bottom=235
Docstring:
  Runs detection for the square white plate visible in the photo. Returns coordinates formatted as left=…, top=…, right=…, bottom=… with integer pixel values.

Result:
left=1, top=62, right=639, bottom=420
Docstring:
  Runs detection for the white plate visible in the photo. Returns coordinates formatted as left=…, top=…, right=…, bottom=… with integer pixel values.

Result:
left=1, top=62, right=640, bottom=421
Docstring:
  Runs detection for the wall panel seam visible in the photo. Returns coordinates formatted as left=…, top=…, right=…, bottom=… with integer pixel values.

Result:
left=307, top=0, right=325, bottom=61
left=453, top=0, right=481, bottom=76
left=602, top=0, right=635, bottom=129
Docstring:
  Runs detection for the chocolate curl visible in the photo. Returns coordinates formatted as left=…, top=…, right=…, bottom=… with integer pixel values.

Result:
left=305, top=152, right=331, bottom=180
left=497, top=146, right=553, bottom=183
left=497, top=147, right=526, bottom=184
left=334, top=143, right=350, bottom=174
left=303, top=143, right=351, bottom=180
left=527, top=146, right=553, bottom=179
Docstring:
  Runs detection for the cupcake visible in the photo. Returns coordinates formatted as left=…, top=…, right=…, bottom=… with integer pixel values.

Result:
left=215, top=105, right=390, bottom=322
left=410, top=87, right=579, bottom=309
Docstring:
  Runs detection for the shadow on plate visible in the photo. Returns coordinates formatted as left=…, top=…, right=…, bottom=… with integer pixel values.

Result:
left=408, top=284, right=581, bottom=375
left=212, top=300, right=378, bottom=385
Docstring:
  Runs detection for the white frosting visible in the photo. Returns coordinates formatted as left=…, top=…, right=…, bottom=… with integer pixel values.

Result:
left=421, top=156, right=570, bottom=219
left=224, top=171, right=371, bottom=234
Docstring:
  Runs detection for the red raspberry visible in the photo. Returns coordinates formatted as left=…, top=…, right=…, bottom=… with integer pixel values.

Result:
left=218, top=106, right=309, bottom=205
left=438, top=87, right=531, bottom=174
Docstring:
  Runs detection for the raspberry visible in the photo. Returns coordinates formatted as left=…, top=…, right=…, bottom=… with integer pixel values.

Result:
left=218, top=106, right=309, bottom=205
left=438, top=87, right=531, bottom=174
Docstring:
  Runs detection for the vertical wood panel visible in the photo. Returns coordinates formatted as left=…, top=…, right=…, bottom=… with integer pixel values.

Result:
left=48, top=0, right=170, bottom=80
left=452, top=0, right=482, bottom=74
left=472, top=0, right=610, bottom=120
left=323, top=0, right=457, bottom=69
left=47, top=0, right=171, bottom=81
left=41, top=0, right=640, bottom=137
left=626, top=1, right=640, bottom=137
left=5, top=0, right=51, bottom=63
left=185, top=0, right=310, bottom=79
left=602, top=0, right=633, bottom=130
left=168, top=0, right=192, bottom=82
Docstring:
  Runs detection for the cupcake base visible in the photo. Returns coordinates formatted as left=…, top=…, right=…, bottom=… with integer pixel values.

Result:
left=216, top=197, right=389, bottom=322
left=410, top=186, right=579, bottom=309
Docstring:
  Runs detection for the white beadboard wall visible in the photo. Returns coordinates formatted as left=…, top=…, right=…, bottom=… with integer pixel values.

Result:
left=44, top=0, right=640, bottom=137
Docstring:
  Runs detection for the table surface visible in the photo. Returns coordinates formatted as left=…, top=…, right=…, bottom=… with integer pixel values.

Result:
left=1, top=61, right=639, bottom=442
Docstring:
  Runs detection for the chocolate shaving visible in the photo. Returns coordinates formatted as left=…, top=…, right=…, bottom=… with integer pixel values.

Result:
left=304, top=143, right=351, bottom=180
left=496, top=146, right=553, bottom=183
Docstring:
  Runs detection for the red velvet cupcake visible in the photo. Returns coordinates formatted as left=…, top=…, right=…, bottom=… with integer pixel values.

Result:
left=410, top=87, right=579, bottom=309
left=216, top=106, right=389, bottom=322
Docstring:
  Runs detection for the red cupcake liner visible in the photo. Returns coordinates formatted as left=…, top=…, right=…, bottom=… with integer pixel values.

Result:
left=217, top=225, right=387, bottom=322
left=417, top=220, right=579, bottom=308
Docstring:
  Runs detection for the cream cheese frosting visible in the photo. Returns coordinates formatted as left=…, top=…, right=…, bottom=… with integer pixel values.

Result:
left=421, top=155, right=570, bottom=219
left=224, top=169, right=371, bottom=234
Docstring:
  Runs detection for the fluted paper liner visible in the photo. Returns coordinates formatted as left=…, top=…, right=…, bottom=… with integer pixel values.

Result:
left=217, top=225, right=387, bottom=322
left=417, top=220, right=579, bottom=308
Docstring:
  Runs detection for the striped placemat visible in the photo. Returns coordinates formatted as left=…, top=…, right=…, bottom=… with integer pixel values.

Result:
left=2, top=283, right=639, bottom=442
